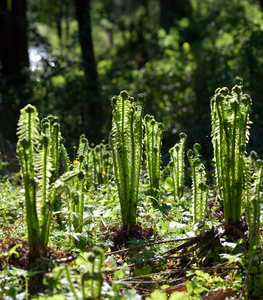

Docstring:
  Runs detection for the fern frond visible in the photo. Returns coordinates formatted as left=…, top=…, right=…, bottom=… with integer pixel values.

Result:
left=17, top=105, right=40, bottom=144
left=144, top=115, right=164, bottom=201
left=169, top=132, right=186, bottom=200
left=60, top=141, right=71, bottom=172
left=77, top=135, right=89, bottom=158
left=110, top=91, right=145, bottom=226
left=244, top=151, right=263, bottom=249
left=34, top=135, right=54, bottom=210
left=187, top=145, right=208, bottom=223
left=211, top=81, right=252, bottom=224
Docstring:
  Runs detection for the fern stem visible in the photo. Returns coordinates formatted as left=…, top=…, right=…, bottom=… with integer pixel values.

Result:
left=230, top=101, right=238, bottom=222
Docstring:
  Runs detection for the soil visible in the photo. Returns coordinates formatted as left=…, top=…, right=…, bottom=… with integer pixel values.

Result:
left=0, top=237, right=75, bottom=272
left=0, top=236, right=76, bottom=294
left=103, top=222, right=154, bottom=251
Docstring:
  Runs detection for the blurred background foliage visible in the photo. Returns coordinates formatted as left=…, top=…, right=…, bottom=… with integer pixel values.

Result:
left=1, top=0, right=263, bottom=163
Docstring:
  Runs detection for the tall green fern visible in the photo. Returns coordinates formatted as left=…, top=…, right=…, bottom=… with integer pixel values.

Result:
left=169, top=132, right=187, bottom=200
left=244, top=151, right=263, bottom=249
left=91, top=142, right=112, bottom=188
left=41, top=116, right=61, bottom=182
left=211, top=78, right=252, bottom=224
left=144, top=114, right=164, bottom=203
left=34, top=135, right=54, bottom=243
left=187, top=144, right=208, bottom=224
left=17, top=105, right=80, bottom=250
left=17, top=105, right=40, bottom=248
left=110, top=91, right=145, bottom=227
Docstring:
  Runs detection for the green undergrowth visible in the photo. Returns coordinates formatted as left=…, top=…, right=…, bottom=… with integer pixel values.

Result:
left=1, top=172, right=263, bottom=299
left=1, top=82, right=263, bottom=299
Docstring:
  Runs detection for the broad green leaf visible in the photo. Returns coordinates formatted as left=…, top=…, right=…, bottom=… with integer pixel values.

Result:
left=34, top=295, right=66, bottom=300
left=114, top=269, right=126, bottom=279
left=146, top=290, right=167, bottom=300
left=75, top=252, right=90, bottom=266
left=169, top=292, right=189, bottom=300
left=7, top=244, right=22, bottom=260
left=164, top=177, right=174, bottom=191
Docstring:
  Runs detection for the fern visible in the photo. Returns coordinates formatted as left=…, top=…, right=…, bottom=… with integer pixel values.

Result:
left=187, top=144, right=208, bottom=223
left=17, top=105, right=40, bottom=248
left=77, top=134, right=89, bottom=159
left=17, top=105, right=40, bottom=145
left=244, top=151, right=263, bottom=249
left=144, top=115, right=164, bottom=203
left=211, top=78, right=252, bottom=224
left=169, top=132, right=187, bottom=200
left=34, top=135, right=54, bottom=243
left=60, top=141, right=71, bottom=172
left=17, top=105, right=71, bottom=249
left=41, top=116, right=61, bottom=182
left=110, top=91, right=144, bottom=227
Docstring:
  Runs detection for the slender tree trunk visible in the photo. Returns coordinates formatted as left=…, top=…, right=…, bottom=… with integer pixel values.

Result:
left=0, top=0, right=30, bottom=141
left=73, top=0, right=103, bottom=142
left=73, top=0, right=98, bottom=89
left=142, top=0, right=149, bottom=17
left=12, top=0, right=29, bottom=72
left=0, top=0, right=29, bottom=77
left=159, top=0, right=192, bottom=32
left=55, top=7, right=62, bottom=42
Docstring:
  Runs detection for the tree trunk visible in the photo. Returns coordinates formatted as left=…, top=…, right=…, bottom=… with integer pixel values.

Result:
left=142, top=0, right=149, bottom=17
left=12, top=0, right=29, bottom=68
left=55, top=7, right=62, bottom=42
left=0, top=0, right=30, bottom=141
left=73, top=0, right=103, bottom=142
left=159, top=0, right=192, bottom=32
left=73, top=0, right=98, bottom=88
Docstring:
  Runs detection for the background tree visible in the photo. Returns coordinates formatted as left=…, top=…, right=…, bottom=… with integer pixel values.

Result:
left=159, top=0, right=193, bottom=32
left=1, top=0, right=263, bottom=160
left=73, top=0, right=103, bottom=142
left=0, top=0, right=30, bottom=140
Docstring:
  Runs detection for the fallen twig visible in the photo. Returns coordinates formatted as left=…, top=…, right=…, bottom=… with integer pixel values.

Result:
left=105, top=236, right=206, bottom=256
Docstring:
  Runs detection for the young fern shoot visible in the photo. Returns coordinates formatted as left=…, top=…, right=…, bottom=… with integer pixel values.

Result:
left=187, top=144, right=208, bottom=224
left=41, top=116, right=61, bottom=183
left=169, top=132, right=187, bottom=200
left=144, top=115, right=164, bottom=203
left=69, top=136, right=89, bottom=233
left=244, top=151, right=263, bottom=249
left=17, top=105, right=40, bottom=249
left=17, top=105, right=81, bottom=251
left=91, top=142, right=112, bottom=187
left=211, top=78, right=252, bottom=224
left=110, top=90, right=145, bottom=227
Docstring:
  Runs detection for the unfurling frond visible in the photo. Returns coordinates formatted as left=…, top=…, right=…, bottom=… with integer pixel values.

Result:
left=60, top=140, right=71, bottom=172
left=110, top=90, right=144, bottom=226
left=211, top=79, right=252, bottom=224
left=169, top=132, right=187, bottom=200
left=144, top=114, right=164, bottom=202
left=17, top=104, right=40, bottom=144
left=187, top=144, right=208, bottom=224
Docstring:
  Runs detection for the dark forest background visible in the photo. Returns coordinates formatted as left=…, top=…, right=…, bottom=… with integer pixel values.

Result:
left=1, top=0, right=263, bottom=160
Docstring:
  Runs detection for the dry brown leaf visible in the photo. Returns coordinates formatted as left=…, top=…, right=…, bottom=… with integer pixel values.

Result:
left=204, top=288, right=235, bottom=300
left=163, top=283, right=187, bottom=294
